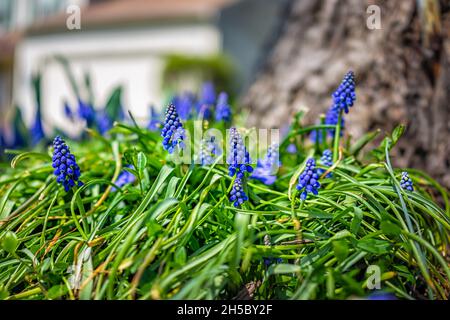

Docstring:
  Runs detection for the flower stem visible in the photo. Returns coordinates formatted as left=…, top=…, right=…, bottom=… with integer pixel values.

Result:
left=332, top=110, right=343, bottom=163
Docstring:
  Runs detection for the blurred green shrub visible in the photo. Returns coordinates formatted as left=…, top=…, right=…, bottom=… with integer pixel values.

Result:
left=162, top=54, right=236, bottom=97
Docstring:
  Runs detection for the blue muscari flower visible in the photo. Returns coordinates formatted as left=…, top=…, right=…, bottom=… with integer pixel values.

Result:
left=286, top=143, right=297, bottom=154
left=112, top=165, right=136, bottom=191
left=96, top=111, right=112, bottom=135
left=200, top=82, right=215, bottom=105
left=64, top=101, right=75, bottom=121
left=199, top=135, right=222, bottom=165
left=317, top=149, right=333, bottom=178
left=367, top=291, right=397, bottom=300
left=172, top=93, right=193, bottom=120
left=296, top=158, right=320, bottom=200
left=400, top=171, right=414, bottom=191
left=30, top=110, right=45, bottom=146
left=215, top=92, right=232, bottom=122
left=250, top=143, right=280, bottom=185
left=198, top=82, right=215, bottom=119
left=161, top=104, right=185, bottom=153
left=309, top=124, right=324, bottom=144
left=325, top=104, right=345, bottom=137
left=77, top=98, right=95, bottom=126
left=229, top=177, right=248, bottom=208
left=52, top=136, right=82, bottom=192
left=332, top=71, right=356, bottom=114
left=117, top=105, right=126, bottom=121
left=147, top=106, right=161, bottom=131
left=227, top=127, right=253, bottom=178
left=12, top=128, right=26, bottom=148
left=12, top=109, right=27, bottom=149
left=0, top=129, right=5, bottom=154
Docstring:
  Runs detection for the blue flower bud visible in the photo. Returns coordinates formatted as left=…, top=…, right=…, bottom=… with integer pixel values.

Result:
left=400, top=171, right=414, bottom=191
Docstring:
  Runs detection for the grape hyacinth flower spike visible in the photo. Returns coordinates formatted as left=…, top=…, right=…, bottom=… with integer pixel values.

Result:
left=199, top=135, right=222, bottom=165
left=96, top=110, right=112, bottom=135
left=161, top=104, right=185, bottom=154
left=147, top=106, right=161, bottom=131
left=229, top=177, right=248, bottom=208
left=296, top=158, right=320, bottom=200
left=332, top=71, right=356, bottom=114
left=251, top=143, right=280, bottom=185
left=30, top=111, right=45, bottom=146
left=172, top=93, right=193, bottom=121
left=52, top=136, right=83, bottom=192
left=400, top=171, right=414, bottom=191
left=198, top=82, right=216, bottom=119
left=325, top=104, right=345, bottom=137
left=317, top=149, right=333, bottom=178
left=215, top=92, right=232, bottom=122
left=227, top=128, right=253, bottom=178
left=309, top=125, right=324, bottom=144
left=286, top=143, right=297, bottom=154
left=64, top=101, right=75, bottom=121
left=77, top=98, right=95, bottom=126
left=112, top=165, right=136, bottom=191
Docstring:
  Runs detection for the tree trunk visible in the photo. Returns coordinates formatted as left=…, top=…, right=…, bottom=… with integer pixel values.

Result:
left=243, top=0, right=450, bottom=188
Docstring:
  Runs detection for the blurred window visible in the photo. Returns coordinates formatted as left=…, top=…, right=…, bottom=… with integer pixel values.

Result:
left=0, top=0, right=13, bottom=33
left=32, top=0, right=66, bottom=20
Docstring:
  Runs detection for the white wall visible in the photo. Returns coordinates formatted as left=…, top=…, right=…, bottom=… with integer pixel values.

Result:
left=13, top=23, right=221, bottom=137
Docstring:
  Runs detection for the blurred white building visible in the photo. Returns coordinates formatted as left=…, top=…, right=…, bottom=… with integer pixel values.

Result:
left=0, top=0, right=287, bottom=137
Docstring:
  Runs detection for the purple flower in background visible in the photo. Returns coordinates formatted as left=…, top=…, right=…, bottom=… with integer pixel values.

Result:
left=286, top=143, right=297, bottom=154
left=30, top=112, right=45, bottom=146
left=309, top=124, right=324, bottom=144
left=117, top=105, right=126, bottom=121
left=96, top=111, right=112, bottom=135
left=199, top=135, right=222, bottom=165
left=367, top=291, right=397, bottom=300
left=251, top=143, right=280, bottom=185
left=147, top=106, right=161, bottom=131
left=332, top=71, right=356, bottom=114
left=172, top=93, right=194, bottom=120
left=200, top=82, right=216, bottom=105
left=325, top=104, right=345, bottom=137
left=77, top=98, right=95, bottom=126
left=52, top=136, right=82, bottom=192
left=64, top=101, right=75, bottom=121
left=317, top=149, right=333, bottom=178
left=112, top=165, right=136, bottom=191
left=198, top=82, right=215, bottom=119
left=296, top=158, right=321, bottom=200
left=227, top=127, right=253, bottom=178
left=0, top=129, right=5, bottom=153
left=215, top=92, right=232, bottom=122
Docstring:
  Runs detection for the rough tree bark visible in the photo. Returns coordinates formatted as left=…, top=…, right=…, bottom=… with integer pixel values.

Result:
left=243, top=0, right=450, bottom=188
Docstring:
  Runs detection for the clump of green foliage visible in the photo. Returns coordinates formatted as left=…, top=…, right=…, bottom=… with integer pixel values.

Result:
left=0, top=74, right=449, bottom=300
left=162, top=54, right=236, bottom=95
